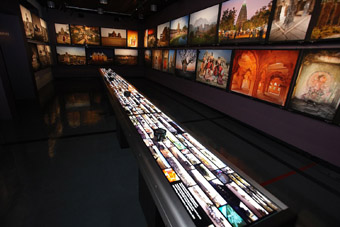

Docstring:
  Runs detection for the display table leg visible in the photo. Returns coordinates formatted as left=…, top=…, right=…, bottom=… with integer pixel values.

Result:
left=116, top=119, right=129, bottom=149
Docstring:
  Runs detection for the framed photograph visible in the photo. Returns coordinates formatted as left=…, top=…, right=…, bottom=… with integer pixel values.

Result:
left=70, top=25, right=85, bottom=45
left=196, top=49, right=232, bottom=89
left=218, top=0, right=272, bottom=43
left=152, top=50, right=162, bottom=70
left=86, top=48, right=114, bottom=65
left=188, top=4, right=219, bottom=45
left=145, top=50, right=152, bottom=67
left=20, top=5, right=34, bottom=39
left=147, top=28, right=157, bottom=47
left=83, top=26, right=100, bottom=45
left=114, top=49, right=138, bottom=65
left=31, top=13, right=44, bottom=42
left=144, top=29, right=148, bottom=47
left=55, top=23, right=71, bottom=44
left=289, top=50, right=340, bottom=120
left=101, top=28, right=126, bottom=47
left=37, top=45, right=52, bottom=68
left=230, top=50, right=299, bottom=106
left=162, top=50, right=169, bottom=72
left=170, top=15, right=189, bottom=46
left=40, top=18, right=49, bottom=42
left=169, top=50, right=176, bottom=73
left=175, top=49, right=197, bottom=80
left=127, top=30, right=138, bottom=47
left=269, top=0, right=315, bottom=42
left=56, top=46, right=86, bottom=65
left=157, top=22, right=170, bottom=47
left=28, top=43, right=40, bottom=71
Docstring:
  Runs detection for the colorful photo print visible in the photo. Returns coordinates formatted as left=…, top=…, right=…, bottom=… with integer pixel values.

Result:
left=20, top=5, right=33, bottom=39
left=219, top=204, right=247, bottom=227
left=56, top=46, right=86, bottom=65
left=40, top=18, right=49, bottom=42
left=114, top=49, right=138, bottom=65
left=170, top=15, right=189, bottom=46
left=219, top=0, right=272, bottom=43
left=152, top=50, right=162, bottom=70
left=157, top=22, right=170, bottom=47
left=101, top=28, right=126, bottom=47
left=70, top=25, right=84, bottom=44
left=145, top=50, right=152, bottom=67
left=289, top=50, right=340, bottom=120
left=83, top=26, right=100, bottom=45
left=196, top=49, right=232, bottom=89
left=162, top=50, right=169, bottom=72
left=37, top=45, right=52, bottom=68
left=169, top=50, right=176, bottom=73
left=86, top=48, right=113, bottom=65
left=144, top=29, right=148, bottom=47
left=311, top=0, right=340, bottom=40
left=127, top=30, right=138, bottom=47
left=269, top=0, right=315, bottom=41
left=28, top=43, right=40, bottom=71
left=147, top=28, right=157, bottom=47
left=175, top=49, right=197, bottom=80
left=230, top=50, right=299, bottom=106
left=55, top=23, right=71, bottom=44
left=31, top=13, right=44, bottom=42
left=163, top=168, right=180, bottom=182
left=189, top=4, right=219, bottom=45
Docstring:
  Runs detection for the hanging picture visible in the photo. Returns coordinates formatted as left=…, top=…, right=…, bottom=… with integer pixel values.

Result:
left=175, top=49, right=197, bottom=79
left=86, top=48, right=114, bottom=65
left=31, top=13, right=44, bottom=42
left=170, top=15, right=189, bottom=46
left=114, top=49, right=138, bottom=65
left=152, top=50, right=162, bottom=70
left=101, top=28, right=126, bottom=47
left=145, top=50, right=152, bottom=67
left=55, top=23, right=71, bottom=44
left=169, top=50, right=176, bottom=73
left=40, top=18, right=49, bottom=42
left=127, top=30, right=138, bottom=47
left=147, top=28, right=157, bottom=47
left=37, top=45, right=52, bottom=68
left=163, top=50, right=169, bottom=72
left=157, top=22, right=170, bottom=47
left=28, top=43, right=40, bottom=71
left=20, top=5, right=34, bottom=39
left=56, top=46, right=86, bottom=65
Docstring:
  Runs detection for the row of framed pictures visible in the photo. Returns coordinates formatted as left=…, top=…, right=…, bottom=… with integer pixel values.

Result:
left=144, top=0, right=340, bottom=47
left=29, top=43, right=53, bottom=72
left=56, top=46, right=138, bottom=66
left=145, top=48, right=340, bottom=124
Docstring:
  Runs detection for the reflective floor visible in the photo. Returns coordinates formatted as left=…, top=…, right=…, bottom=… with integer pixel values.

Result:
left=1, top=76, right=340, bottom=226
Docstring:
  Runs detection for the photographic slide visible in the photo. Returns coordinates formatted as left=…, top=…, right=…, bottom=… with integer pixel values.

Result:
left=152, top=50, right=162, bottom=70
left=200, top=149, right=226, bottom=169
left=37, top=45, right=52, bottom=68
left=147, top=28, right=157, bottom=47
left=167, top=157, right=196, bottom=187
left=188, top=4, right=219, bottom=45
left=219, top=204, right=247, bottom=227
left=188, top=147, right=218, bottom=171
left=195, top=164, right=216, bottom=181
left=213, top=169, right=231, bottom=184
left=162, top=50, right=169, bottom=72
left=127, top=30, right=138, bottom=47
left=55, top=23, right=71, bottom=44
left=175, top=49, right=197, bottom=80
left=31, top=13, right=44, bottom=42
left=28, top=43, right=40, bottom=71
left=145, top=50, right=152, bottom=67
left=86, top=48, right=114, bottom=65
left=219, top=0, right=272, bottom=43
left=163, top=168, right=180, bottom=183
left=40, top=18, right=49, bottom=42
left=168, top=50, right=176, bottom=73
left=168, top=146, right=194, bottom=171
left=20, top=5, right=34, bottom=39
left=185, top=153, right=201, bottom=165
left=157, top=22, right=170, bottom=47
left=114, top=49, right=138, bottom=65
left=230, top=50, right=299, bottom=106
left=289, top=50, right=340, bottom=120
left=269, top=0, right=315, bottom=41
left=170, top=15, right=189, bottom=46
left=101, top=28, right=126, bottom=47
left=196, top=49, right=232, bottom=89
left=56, top=46, right=86, bottom=65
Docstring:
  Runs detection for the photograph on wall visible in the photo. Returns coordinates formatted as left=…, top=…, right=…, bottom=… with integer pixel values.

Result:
left=101, top=28, right=126, bottom=47
left=196, top=49, right=232, bottom=89
left=37, top=45, right=52, bottom=68
left=20, top=5, right=34, bottom=39
left=55, top=23, right=71, bottom=44
left=83, top=26, right=100, bottom=45
left=86, top=48, right=114, bottom=65
left=157, top=22, right=170, bottom=47
left=28, top=43, right=40, bottom=71
left=170, top=15, right=189, bottom=46
left=31, top=13, right=44, bottom=42
left=152, top=50, right=162, bottom=70
left=40, top=18, right=49, bottom=42
left=269, top=0, right=315, bottom=41
left=289, top=50, right=340, bottom=120
left=144, top=29, right=148, bottom=47
left=147, top=28, right=157, bottom=47
left=175, top=49, right=197, bottom=80
left=188, top=4, right=219, bottom=45
left=169, top=50, right=176, bottom=73
left=145, top=50, right=152, bottom=67
left=70, top=25, right=85, bottom=45
left=127, top=30, right=138, bottom=47
left=230, top=50, right=299, bottom=106
left=56, top=46, right=86, bottom=65
left=218, top=0, right=272, bottom=43
left=114, top=49, right=138, bottom=65
left=311, top=0, right=340, bottom=40
left=162, top=50, right=169, bottom=72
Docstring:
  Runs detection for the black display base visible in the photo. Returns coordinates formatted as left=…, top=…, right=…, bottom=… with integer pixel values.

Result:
left=139, top=171, right=165, bottom=227
left=116, top=119, right=129, bottom=149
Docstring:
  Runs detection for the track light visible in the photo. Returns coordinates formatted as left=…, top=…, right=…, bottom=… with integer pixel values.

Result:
left=100, top=0, right=108, bottom=4
left=47, top=1, right=55, bottom=8
left=150, top=4, right=157, bottom=12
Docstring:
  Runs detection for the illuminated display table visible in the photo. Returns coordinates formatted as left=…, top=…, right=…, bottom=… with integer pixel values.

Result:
left=100, top=68, right=294, bottom=227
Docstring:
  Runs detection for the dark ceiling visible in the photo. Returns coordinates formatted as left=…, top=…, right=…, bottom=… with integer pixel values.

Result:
left=37, top=0, right=177, bottom=19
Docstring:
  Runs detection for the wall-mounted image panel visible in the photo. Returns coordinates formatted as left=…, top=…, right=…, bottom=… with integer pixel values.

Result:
left=170, top=15, right=189, bottom=46
left=175, top=49, right=197, bottom=80
left=162, top=50, right=169, bottom=72
left=147, top=28, right=157, bottom=47
left=20, top=5, right=34, bottom=39
left=101, top=28, right=126, bottom=47
left=157, top=22, right=170, bottom=47
left=127, top=30, right=138, bottom=47
left=152, top=50, right=162, bottom=70
left=31, top=13, right=44, bottom=42
left=83, top=26, right=100, bottom=45
left=56, top=46, right=86, bottom=65
left=169, top=50, right=176, bottom=73
left=40, top=18, right=49, bottom=42
left=114, top=49, right=138, bottom=65
left=37, top=45, right=52, bottom=68
left=86, top=48, right=114, bottom=65
left=55, top=23, right=71, bottom=44
left=145, top=50, right=152, bottom=67
left=28, top=43, right=40, bottom=71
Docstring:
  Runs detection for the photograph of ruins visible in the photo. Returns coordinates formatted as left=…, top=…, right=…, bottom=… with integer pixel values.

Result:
left=157, top=22, right=170, bottom=47
left=170, top=16, right=189, bottom=46
left=101, top=28, right=126, bottom=47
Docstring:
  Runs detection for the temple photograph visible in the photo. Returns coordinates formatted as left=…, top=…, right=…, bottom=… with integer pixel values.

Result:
left=170, top=15, right=189, bottom=46
left=101, top=28, right=126, bottom=47
left=55, top=23, right=71, bottom=44
left=157, top=22, right=170, bottom=47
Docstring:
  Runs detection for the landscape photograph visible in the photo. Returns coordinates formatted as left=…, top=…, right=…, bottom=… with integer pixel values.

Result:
left=175, top=49, right=197, bottom=79
left=29, top=43, right=40, bottom=71
left=127, top=30, right=138, bottom=47
left=170, top=15, right=189, bottom=46
left=188, top=4, right=219, bottom=45
left=86, top=48, right=114, bottom=65
left=101, top=28, right=126, bottom=47
left=157, top=22, right=170, bottom=47
left=83, top=26, right=100, bottom=45
left=20, top=5, right=34, bottom=39
left=114, top=49, right=138, bottom=65
left=55, top=23, right=71, bottom=44
left=56, top=46, right=86, bottom=65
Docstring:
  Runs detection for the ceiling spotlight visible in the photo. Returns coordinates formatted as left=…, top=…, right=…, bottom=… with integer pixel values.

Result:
left=47, top=1, right=55, bottom=8
left=98, top=8, right=103, bottom=14
left=100, top=0, right=108, bottom=4
left=138, top=13, right=144, bottom=19
left=150, top=4, right=157, bottom=12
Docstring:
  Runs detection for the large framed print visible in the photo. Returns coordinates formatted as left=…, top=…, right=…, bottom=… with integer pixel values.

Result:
left=55, top=23, right=71, bottom=44
left=101, top=28, right=126, bottom=47
left=196, top=49, right=232, bottom=89
left=170, top=15, right=189, bottom=46
left=157, top=22, right=170, bottom=47
left=114, top=49, right=138, bottom=65
left=289, top=50, right=340, bottom=121
left=37, top=45, right=52, bottom=68
left=31, top=13, right=44, bottom=42
left=311, top=0, right=340, bottom=40
left=20, top=5, right=34, bottom=39
left=169, top=50, right=176, bottom=74
left=152, top=50, right=162, bottom=70
left=162, top=50, right=169, bottom=72
left=218, top=0, right=272, bottom=43
left=175, top=49, right=197, bottom=80
left=40, top=18, right=49, bottom=42
left=70, top=25, right=85, bottom=45
left=127, top=30, right=138, bottom=47
left=86, top=48, right=114, bottom=65
left=230, top=50, right=299, bottom=106
left=145, top=50, right=152, bottom=67
left=147, top=28, right=157, bottom=47
left=56, top=46, right=86, bottom=65
left=269, top=0, right=315, bottom=42
left=28, top=43, right=40, bottom=71
left=188, top=5, right=219, bottom=45
left=83, top=26, right=100, bottom=45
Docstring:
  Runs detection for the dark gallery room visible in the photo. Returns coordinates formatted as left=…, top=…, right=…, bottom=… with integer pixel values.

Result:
left=1, top=0, right=340, bottom=226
